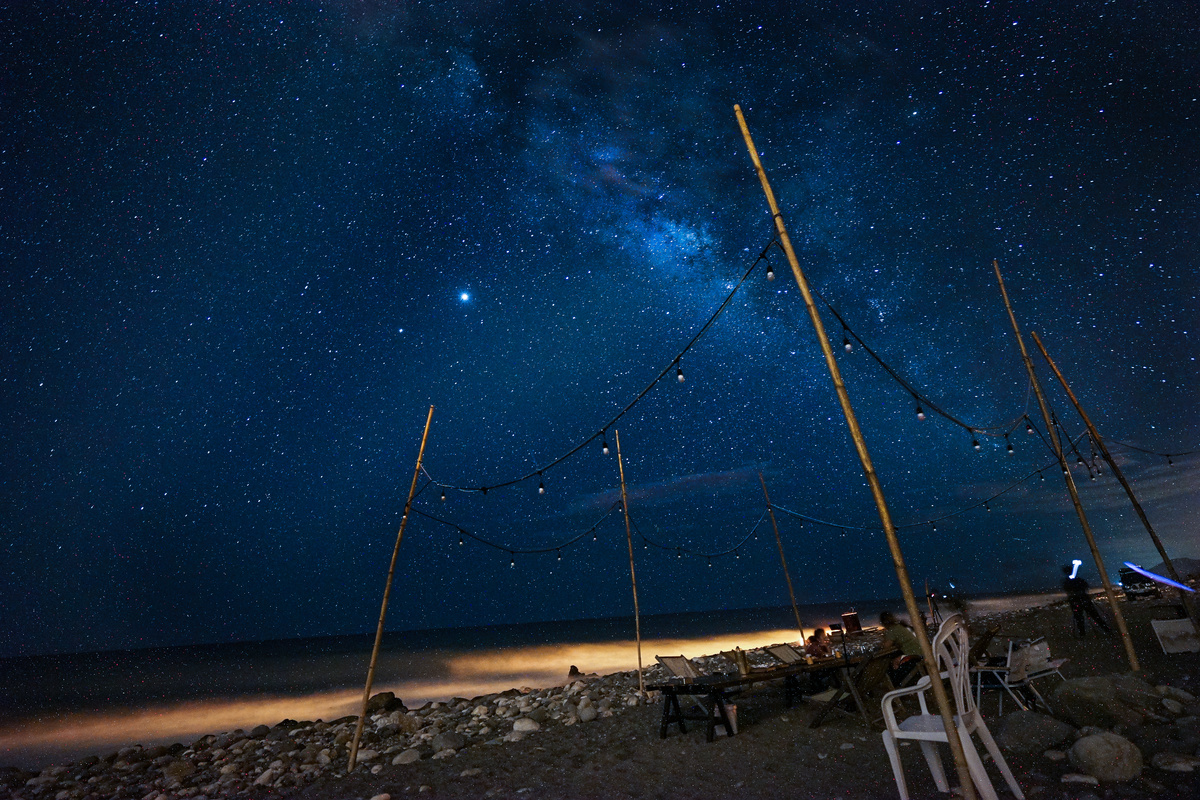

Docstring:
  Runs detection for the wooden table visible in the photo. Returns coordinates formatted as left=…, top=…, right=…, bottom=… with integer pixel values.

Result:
left=648, top=656, right=863, bottom=742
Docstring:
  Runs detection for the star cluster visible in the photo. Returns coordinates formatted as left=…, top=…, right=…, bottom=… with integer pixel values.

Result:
left=2, top=1, right=1197, bottom=656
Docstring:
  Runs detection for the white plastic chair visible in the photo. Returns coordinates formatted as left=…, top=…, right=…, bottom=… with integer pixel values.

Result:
left=880, top=614, right=1024, bottom=800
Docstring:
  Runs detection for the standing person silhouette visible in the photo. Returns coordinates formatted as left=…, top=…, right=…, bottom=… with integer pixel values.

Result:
left=1062, top=563, right=1112, bottom=637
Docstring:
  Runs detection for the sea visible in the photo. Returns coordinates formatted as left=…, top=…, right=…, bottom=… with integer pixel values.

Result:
left=0, top=593, right=1058, bottom=771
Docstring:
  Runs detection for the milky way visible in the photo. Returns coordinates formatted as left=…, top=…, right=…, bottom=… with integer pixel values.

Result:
left=3, top=1, right=1197, bottom=656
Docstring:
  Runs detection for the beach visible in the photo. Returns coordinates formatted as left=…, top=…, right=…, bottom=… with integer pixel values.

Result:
left=5, top=595, right=1200, bottom=799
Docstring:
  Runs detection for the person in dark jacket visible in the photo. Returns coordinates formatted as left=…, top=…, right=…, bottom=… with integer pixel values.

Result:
left=1062, top=563, right=1112, bottom=636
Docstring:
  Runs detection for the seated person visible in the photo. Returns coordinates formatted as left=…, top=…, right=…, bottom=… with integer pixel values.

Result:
left=805, top=627, right=832, bottom=658
left=879, top=611, right=923, bottom=685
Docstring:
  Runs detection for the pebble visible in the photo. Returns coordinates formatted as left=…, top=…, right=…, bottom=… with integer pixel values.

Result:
left=369, top=794, right=391, bottom=800
left=1061, top=773, right=1100, bottom=785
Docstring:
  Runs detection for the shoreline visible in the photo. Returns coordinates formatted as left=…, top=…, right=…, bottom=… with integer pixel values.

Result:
left=7, top=593, right=1200, bottom=799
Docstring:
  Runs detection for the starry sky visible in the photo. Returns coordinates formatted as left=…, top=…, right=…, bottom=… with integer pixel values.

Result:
left=3, top=1, right=1197, bottom=658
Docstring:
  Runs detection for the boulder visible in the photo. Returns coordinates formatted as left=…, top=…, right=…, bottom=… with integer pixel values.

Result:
left=249, top=724, right=271, bottom=739
left=512, top=718, right=540, bottom=733
left=430, top=731, right=467, bottom=752
left=1053, top=677, right=1145, bottom=729
left=992, top=710, right=1075, bottom=753
left=1068, top=732, right=1143, bottom=782
left=392, top=750, right=421, bottom=765
left=578, top=704, right=598, bottom=723
left=162, top=760, right=196, bottom=782
left=366, top=691, right=406, bottom=715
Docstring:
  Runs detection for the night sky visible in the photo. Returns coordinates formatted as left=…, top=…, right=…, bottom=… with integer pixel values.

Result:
left=3, top=1, right=1197, bottom=658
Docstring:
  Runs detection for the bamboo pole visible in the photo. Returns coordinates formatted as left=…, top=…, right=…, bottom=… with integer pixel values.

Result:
left=348, top=405, right=435, bottom=771
left=1031, top=330, right=1198, bottom=626
left=614, top=429, right=646, bottom=699
left=992, top=262, right=1139, bottom=671
left=735, top=104, right=978, bottom=800
left=759, top=471, right=805, bottom=636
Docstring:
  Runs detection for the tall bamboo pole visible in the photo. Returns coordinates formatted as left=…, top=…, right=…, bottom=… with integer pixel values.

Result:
left=735, top=104, right=978, bottom=800
left=759, top=471, right=805, bottom=636
left=614, top=429, right=646, bottom=699
left=992, top=262, right=1139, bottom=670
left=1031, top=330, right=1198, bottom=626
left=348, top=405, right=435, bottom=771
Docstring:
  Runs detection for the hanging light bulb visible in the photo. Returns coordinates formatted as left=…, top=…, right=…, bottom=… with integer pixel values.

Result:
left=676, top=548, right=682, bottom=559
left=707, top=557, right=712, bottom=568
left=765, top=262, right=775, bottom=281
left=509, top=553, right=515, bottom=568
left=556, top=550, right=562, bottom=562
left=1039, top=470, right=1045, bottom=481
left=1026, top=420, right=1034, bottom=435
left=931, top=521, right=937, bottom=532
left=676, top=362, right=685, bottom=383
left=984, top=500, right=991, bottom=512
left=1168, top=455, right=1174, bottom=467
left=538, top=476, right=545, bottom=495
left=915, top=400, right=926, bottom=421
left=601, top=433, right=610, bottom=455
left=972, top=437, right=982, bottom=451
left=843, top=332, right=853, bottom=352
left=735, top=549, right=740, bottom=559
left=1076, top=454, right=1084, bottom=467
left=441, top=489, right=447, bottom=502
left=1005, top=435, right=1014, bottom=455
left=458, top=535, right=463, bottom=546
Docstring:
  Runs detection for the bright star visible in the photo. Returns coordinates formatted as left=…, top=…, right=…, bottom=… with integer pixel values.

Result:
left=460, top=292, right=470, bottom=302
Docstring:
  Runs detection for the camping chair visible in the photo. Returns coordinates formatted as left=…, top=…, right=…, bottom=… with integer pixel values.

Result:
left=655, top=654, right=702, bottom=682
left=972, top=638, right=1066, bottom=715
left=766, top=643, right=805, bottom=664
left=881, top=614, right=1024, bottom=800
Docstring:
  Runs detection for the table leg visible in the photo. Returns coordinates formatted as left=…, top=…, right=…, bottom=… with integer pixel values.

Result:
left=660, top=691, right=686, bottom=738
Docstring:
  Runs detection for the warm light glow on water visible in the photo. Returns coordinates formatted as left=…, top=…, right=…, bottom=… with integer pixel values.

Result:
left=2, top=596, right=1058, bottom=770
left=0, top=629, right=805, bottom=770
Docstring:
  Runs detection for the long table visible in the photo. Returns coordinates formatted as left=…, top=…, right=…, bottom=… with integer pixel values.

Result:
left=647, top=654, right=871, bottom=742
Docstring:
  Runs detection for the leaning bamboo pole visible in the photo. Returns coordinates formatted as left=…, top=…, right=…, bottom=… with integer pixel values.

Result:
left=735, top=104, right=978, bottom=800
left=348, top=405, right=435, bottom=771
left=759, top=471, right=805, bottom=636
left=992, top=262, right=1139, bottom=671
left=1031, top=330, right=1198, bottom=626
left=614, top=429, right=646, bottom=699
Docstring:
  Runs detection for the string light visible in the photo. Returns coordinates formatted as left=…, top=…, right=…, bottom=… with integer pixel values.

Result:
left=538, top=476, right=545, bottom=495
left=972, top=437, right=982, bottom=451
left=556, top=550, right=562, bottom=561
left=441, top=489, right=447, bottom=502
left=458, top=535, right=463, bottom=546
left=1026, top=420, right=1034, bottom=435
left=915, top=399, right=926, bottom=421
left=843, top=331, right=853, bottom=352
left=676, top=361, right=685, bottom=383
left=601, top=433, right=610, bottom=455
left=765, top=262, right=775, bottom=281
left=509, top=553, right=515, bottom=568
left=1005, top=434, right=1014, bottom=456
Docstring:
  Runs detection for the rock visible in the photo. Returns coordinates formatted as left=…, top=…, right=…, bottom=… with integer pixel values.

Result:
left=527, top=707, right=549, bottom=724
left=393, top=750, right=422, bottom=765
left=1159, top=685, right=1197, bottom=704
left=578, top=705, right=598, bottom=723
left=1150, top=752, right=1200, bottom=772
left=1045, top=750, right=1067, bottom=761
left=1162, top=698, right=1185, bottom=716
left=367, top=691, right=406, bottom=715
left=431, top=731, right=467, bottom=752
left=1061, top=773, right=1100, bottom=785
left=369, top=794, right=392, bottom=800
left=253, top=768, right=277, bottom=786
left=162, top=760, right=196, bottom=781
left=249, top=724, right=271, bottom=739
left=839, top=742, right=855, bottom=750
left=356, top=749, right=379, bottom=763
left=460, top=768, right=483, bottom=777
left=1069, top=732, right=1143, bottom=782
left=512, top=717, right=540, bottom=732
left=992, top=710, right=1076, bottom=753
left=1053, top=677, right=1146, bottom=729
